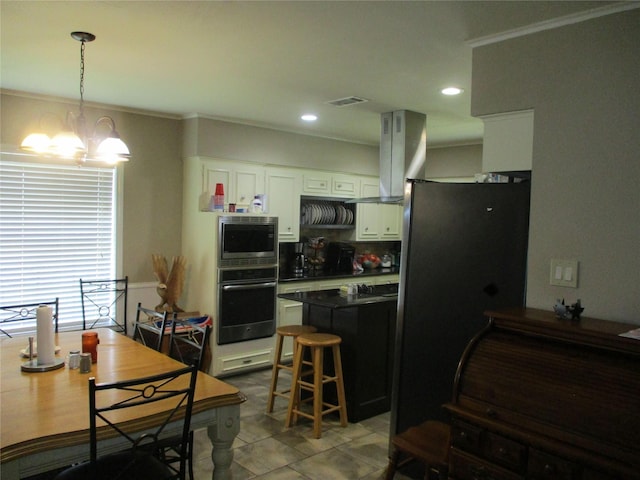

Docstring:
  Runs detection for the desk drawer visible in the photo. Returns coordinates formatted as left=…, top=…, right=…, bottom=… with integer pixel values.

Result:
left=452, top=420, right=483, bottom=455
left=485, top=432, right=526, bottom=471
left=450, top=448, right=523, bottom=480
left=528, top=449, right=578, bottom=480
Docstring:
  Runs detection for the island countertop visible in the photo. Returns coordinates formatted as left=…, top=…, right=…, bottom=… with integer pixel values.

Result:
left=278, top=286, right=398, bottom=309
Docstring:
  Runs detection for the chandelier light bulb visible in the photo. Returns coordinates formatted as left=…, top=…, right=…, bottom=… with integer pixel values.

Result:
left=50, top=130, right=85, bottom=159
left=21, top=133, right=52, bottom=153
left=96, top=137, right=131, bottom=163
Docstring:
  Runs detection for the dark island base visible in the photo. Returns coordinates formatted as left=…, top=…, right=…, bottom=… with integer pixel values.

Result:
left=300, top=298, right=397, bottom=423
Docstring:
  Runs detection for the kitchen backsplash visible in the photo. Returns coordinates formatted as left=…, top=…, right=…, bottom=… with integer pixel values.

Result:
left=279, top=237, right=400, bottom=276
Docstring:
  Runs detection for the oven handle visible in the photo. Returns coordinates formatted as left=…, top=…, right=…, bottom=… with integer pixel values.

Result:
left=221, top=281, right=277, bottom=291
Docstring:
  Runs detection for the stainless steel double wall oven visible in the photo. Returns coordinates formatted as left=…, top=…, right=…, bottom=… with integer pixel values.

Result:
left=217, top=215, right=278, bottom=345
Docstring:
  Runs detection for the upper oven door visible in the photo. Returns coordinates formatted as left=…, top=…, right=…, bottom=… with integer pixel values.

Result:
left=219, top=216, right=278, bottom=261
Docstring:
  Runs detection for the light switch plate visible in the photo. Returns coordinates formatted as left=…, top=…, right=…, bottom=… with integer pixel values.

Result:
left=550, top=259, right=578, bottom=288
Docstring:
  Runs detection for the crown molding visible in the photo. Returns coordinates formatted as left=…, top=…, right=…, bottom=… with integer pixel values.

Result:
left=1, top=88, right=181, bottom=120
left=467, top=2, right=640, bottom=48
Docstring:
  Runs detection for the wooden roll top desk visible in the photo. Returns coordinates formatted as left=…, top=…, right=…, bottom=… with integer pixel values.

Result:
left=444, top=308, right=640, bottom=480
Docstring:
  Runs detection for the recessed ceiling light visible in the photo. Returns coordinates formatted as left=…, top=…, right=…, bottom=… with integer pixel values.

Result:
left=441, top=87, right=464, bottom=96
left=301, top=114, right=318, bottom=122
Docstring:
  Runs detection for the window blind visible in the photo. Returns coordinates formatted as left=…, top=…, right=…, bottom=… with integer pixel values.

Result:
left=0, top=157, right=116, bottom=334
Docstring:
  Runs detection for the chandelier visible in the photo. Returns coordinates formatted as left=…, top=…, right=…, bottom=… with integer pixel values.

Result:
left=21, top=32, right=130, bottom=164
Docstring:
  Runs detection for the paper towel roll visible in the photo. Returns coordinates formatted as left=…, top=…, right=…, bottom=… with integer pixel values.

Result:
left=36, top=305, right=55, bottom=365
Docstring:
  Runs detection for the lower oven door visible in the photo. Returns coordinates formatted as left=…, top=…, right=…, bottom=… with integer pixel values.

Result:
left=217, top=280, right=277, bottom=345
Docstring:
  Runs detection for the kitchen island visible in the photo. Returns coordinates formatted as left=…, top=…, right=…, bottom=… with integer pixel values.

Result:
left=278, top=285, right=397, bottom=422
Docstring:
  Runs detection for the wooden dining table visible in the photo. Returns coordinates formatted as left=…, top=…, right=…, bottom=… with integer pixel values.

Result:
left=0, top=328, right=246, bottom=480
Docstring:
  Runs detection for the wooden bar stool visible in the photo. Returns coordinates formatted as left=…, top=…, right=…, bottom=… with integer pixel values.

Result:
left=386, top=420, right=451, bottom=480
left=267, top=325, right=317, bottom=413
left=285, top=332, right=348, bottom=438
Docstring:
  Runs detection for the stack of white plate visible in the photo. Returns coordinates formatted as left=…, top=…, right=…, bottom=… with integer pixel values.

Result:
left=300, top=202, right=353, bottom=225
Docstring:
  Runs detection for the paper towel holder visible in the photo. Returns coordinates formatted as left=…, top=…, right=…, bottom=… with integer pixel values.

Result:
left=21, top=336, right=65, bottom=372
left=21, top=358, right=65, bottom=372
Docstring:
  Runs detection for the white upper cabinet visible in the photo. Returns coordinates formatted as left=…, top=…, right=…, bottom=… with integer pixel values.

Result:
left=302, top=172, right=360, bottom=197
left=191, top=159, right=400, bottom=242
left=352, top=180, right=402, bottom=241
left=378, top=203, right=402, bottom=239
left=481, top=110, right=534, bottom=174
left=266, top=168, right=301, bottom=242
left=302, top=172, right=331, bottom=195
left=201, top=159, right=265, bottom=210
left=331, top=174, right=360, bottom=197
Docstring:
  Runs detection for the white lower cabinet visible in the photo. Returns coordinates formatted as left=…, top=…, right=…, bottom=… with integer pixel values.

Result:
left=215, top=348, right=273, bottom=376
left=313, top=279, right=349, bottom=290
left=374, top=274, right=400, bottom=285
left=277, top=282, right=314, bottom=361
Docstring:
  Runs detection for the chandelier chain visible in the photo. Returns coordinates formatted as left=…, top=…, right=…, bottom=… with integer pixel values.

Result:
left=79, top=39, right=86, bottom=117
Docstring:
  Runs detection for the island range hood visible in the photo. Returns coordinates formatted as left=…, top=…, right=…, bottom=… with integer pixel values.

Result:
left=349, top=110, right=427, bottom=204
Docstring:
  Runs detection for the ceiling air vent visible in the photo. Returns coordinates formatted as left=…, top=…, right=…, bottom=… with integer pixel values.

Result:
left=326, top=96, right=369, bottom=107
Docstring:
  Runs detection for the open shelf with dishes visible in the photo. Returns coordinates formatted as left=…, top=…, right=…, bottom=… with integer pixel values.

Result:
left=300, top=196, right=355, bottom=229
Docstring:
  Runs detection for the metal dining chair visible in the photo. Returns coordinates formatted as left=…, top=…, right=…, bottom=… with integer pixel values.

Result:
left=167, top=318, right=212, bottom=372
left=156, top=318, right=212, bottom=480
left=79, top=276, right=128, bottom=334
left=0, top=298, right=59, bottom=337
left=132, top=303, right=172, bottom=351
left=53, top=365, right=198, bottom=480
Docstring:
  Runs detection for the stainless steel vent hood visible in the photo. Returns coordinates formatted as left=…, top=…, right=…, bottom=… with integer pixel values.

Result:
left=348, top=110, right=426, bottom=204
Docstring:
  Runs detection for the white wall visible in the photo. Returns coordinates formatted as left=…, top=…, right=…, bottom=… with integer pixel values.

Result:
left=125, top=282, right=158, bottom=335
left=183, top=116, right=379, bottom=176
left=471, top=10, right=640, bottom=323
left=425, top=143, right=482, bottom=182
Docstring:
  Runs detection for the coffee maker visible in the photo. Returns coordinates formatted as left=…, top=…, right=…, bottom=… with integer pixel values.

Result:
left=325, top=242, right=355, bottom=273
left=293, top=242, right=306, bottom=275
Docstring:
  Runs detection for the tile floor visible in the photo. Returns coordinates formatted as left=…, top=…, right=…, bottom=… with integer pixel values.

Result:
left=191, top=367, right=414, bottom=480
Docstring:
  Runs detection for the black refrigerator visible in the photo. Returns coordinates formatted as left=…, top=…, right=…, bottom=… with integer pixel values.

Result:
left=390, top=179, right=531, bottom=438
